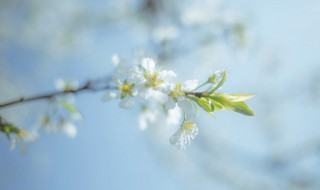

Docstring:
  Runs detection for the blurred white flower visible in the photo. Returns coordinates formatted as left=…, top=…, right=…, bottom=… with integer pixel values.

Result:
left=102, top=79, right=137, bottom=109
left=165, top=107, right=182, bottom=126
left=170, top=121, right=198, bottom=150
left=9, top=137, right=17, bottom=151
left=181, top=8, right=208, bottom=26
left=112, top=54, right=120, bottom=66
left=70, top=111, right=83, bottom=121
left=57, top=97, right=83, bottom=121
left=55, top=78, right=79, bottom=91
left=59, top=121, right=77, bottom=138
left=111, top=54, right=131, bottom=75
left=165, top=80, right=198, bottom=117
left=102, top=55, right=139, bottom=109
left=22, top=129, right=39, bottom=143
left=9, top=128, right=39, bottom=150
left=138, top=103, right=182, bottom=131
left=180, top=0, right=221, bottom=26
left=153, top=26, right=180, bottom=44
left=139, top=107, right=157, bottom=131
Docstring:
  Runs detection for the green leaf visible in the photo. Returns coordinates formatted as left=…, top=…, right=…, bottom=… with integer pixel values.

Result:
left=208, top=112, right=216, bottom=118
left=188, top=96, right=214, bottom=113
left=211, top=100, right=223, bottom=112
left=208, top=94, right=254, bottom=116
left=221, top=94, right=255, bottom=102
left=209, top=71, right=227, bottom=94
left=231, top=101, right=254, bottom=116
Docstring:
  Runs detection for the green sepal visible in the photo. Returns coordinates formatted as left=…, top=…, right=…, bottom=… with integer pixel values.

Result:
left=60, top=100, right=78, bottom=114
left=175, top=83, right=182, bottom=91
left=209, top=71, right=226, bottom=94
left=120, top=93, right=126, bottom=99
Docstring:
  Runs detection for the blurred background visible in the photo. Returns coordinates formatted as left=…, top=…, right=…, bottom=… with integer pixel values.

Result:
left=1, top=0, right=320, bottom=189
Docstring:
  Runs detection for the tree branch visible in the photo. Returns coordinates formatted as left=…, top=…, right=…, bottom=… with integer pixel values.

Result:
left=0, top=78, right=114, bottom=109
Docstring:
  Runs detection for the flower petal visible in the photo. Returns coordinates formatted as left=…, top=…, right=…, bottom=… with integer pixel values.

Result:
left=159, top=70, right=177, bottom=79
left=101, top=91, right=118, bottom=102
left=165, top=98, right=176, bottom=110
left=141, top=58, right=155, bottom=74
left=112, top=54, right=120, bottom=66
left=170, top=121, right=198, bottom=150
left=182, top=79, right=198, bottom=92
left=55, top=78, right=66, bottom=91
left=177, top=99, right=193, bottom=117
left=138, top=109, right=157, bottom=130
left=61, top=122, right=77, bottom=138
left=119, top=98, right=134, bottom=109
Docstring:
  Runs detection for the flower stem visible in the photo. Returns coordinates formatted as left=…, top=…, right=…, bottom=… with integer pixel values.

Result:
left=0, top=77, right=115, bottom=109
left=192, top=82, right=208, bottom=91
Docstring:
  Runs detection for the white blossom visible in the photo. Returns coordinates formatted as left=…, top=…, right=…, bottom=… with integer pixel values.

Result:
left=9, top=128, right=39, bottom=150
left=138, top=107, right=157, bottom=131
left=102, top=55, right=138, bottom=109
left=165, top=80, right=198, bottom=117
left=207, top=70, right=225, bottom=91
left=165, top=107, right=182, bottom=126
left=111, top=54, right=131, bottom=75
left=22, top=129, right=39, bottom=142
left=131, top=58, right=176, bottom=97
left=153, top=26, right=180, bottom=44
left=112, top=54, right=120, bottom=66
left=208, top=70, right=223, bottom=83
left=138, top=103, right=182, bottom=131
left=55, top=78, right=79, bottom=91
left=59, top=121, right=77, bottom=138
left=9, top=138, right=17, bottom=151
left=170, top=121, right=199, bottom=150
left=102, top=79, right=137, bottom=109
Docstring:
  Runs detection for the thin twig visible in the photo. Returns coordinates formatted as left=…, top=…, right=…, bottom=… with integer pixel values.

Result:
left=0, top=79, right=114, bottom=109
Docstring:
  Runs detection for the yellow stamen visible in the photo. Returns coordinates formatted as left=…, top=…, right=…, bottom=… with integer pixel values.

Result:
left=168, top=84, right=185, bottom=98
left=183, top=122, right=194, bottom=131
left=144, top=72, right=163, bottom=90
left=121, top=84, right=131, bottom=93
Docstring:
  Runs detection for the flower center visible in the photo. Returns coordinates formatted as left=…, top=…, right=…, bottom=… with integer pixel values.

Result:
left=168, top=91, right=185, bottom=98
left=168, top=83, right=185, bottom=98
left=183, top=122, right=195, bottom=131
left=144, top=72, right=164, bottom=90
left=117, top=80, right=136, bottom=99
left=121, top=84, right=131, bottom=94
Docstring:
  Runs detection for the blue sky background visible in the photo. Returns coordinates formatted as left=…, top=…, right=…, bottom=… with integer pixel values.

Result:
left=1, top=0, right=320, bottom=189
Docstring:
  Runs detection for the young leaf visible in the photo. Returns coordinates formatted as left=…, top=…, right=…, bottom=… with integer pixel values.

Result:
left=231, top=101, right=254, bottom=116
left=188, top=96, right=214, bottom=113
left=211, top=100, right=223, bottom=112
left=208, top=94, right=254, bottom=116
left=221, top=94, right=255, bottom=102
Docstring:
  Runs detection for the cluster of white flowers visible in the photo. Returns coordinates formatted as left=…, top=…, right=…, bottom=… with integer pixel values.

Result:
left=30, top=80, right=82, bottom=143
left=3, top=79, right=85, bottom=151
left=2, top=55, right=253, bottom=151
left=102, top=55, right=223, bottom=150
